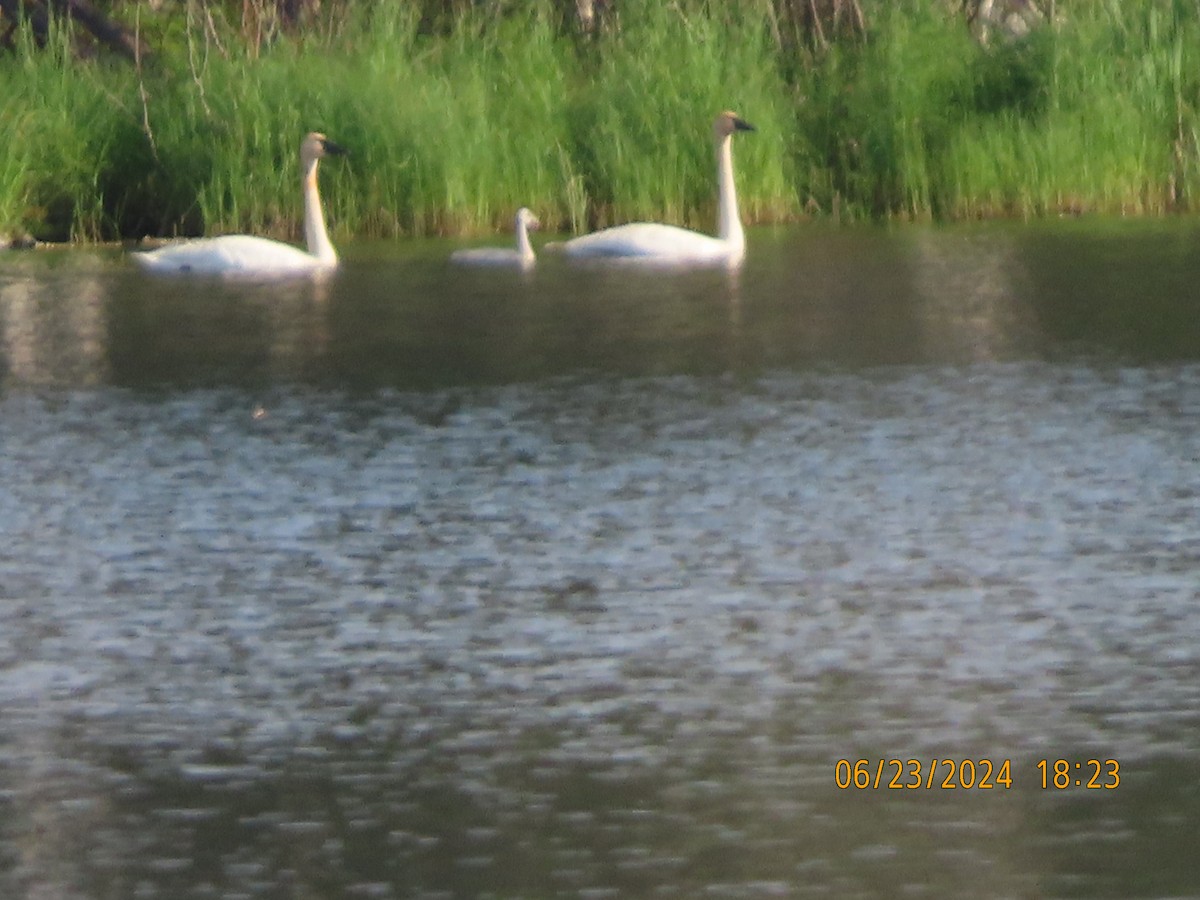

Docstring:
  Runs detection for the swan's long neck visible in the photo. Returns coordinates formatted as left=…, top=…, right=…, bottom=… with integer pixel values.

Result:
left=715, top=132, right=744, bottom=256
left=302, top=158, right=336, bottom=265
left=516, top=217, right=534, bottom=261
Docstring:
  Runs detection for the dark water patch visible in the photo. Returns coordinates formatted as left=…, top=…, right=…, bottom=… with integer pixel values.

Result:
left=7, top=221, right=1200, bottom=394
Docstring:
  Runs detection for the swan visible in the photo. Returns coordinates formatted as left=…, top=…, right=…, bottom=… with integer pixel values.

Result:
left=130, top=132, right=346, bottom=277
left=450, top=207, right=540, bottom=268
left=555, top=111, right=755, bottom=267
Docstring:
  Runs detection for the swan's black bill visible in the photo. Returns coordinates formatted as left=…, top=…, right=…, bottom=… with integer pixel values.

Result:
left=321, top=138, right=348, bottom=156
left=733, top=117, right=756, bottom=133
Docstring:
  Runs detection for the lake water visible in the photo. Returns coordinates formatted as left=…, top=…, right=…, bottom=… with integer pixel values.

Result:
left=2, top=221, right=1199, bottom=898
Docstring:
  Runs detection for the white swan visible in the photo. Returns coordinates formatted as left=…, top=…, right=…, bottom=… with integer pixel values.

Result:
left=556, top=111, right=755, bottom=267
left=130, top=132, right=346, bottom=277
left=450, top=207, right=540, bottom=268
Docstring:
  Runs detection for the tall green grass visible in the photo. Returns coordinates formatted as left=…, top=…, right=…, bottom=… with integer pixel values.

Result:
left=6, top=0, right=1200, bottom=240
left=0, top=19, right=145, bottom=241
left=564, top=0, right=797, bottom=229
left=939, top=3, right=1200, bottom=218
left=331, top=3, right=578, bottom=235
left=796, top=0, right=1200, bottom=220
left=152, top=0, right=793, bottom=238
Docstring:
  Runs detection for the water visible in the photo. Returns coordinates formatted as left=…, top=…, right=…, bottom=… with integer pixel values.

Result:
left=2, top=221, right=1199, bottom=898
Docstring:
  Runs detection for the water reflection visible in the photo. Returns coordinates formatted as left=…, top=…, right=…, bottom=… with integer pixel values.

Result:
left=104, top=275, right=332, bottom=388
left=1, top=261, right=107, bottom=387
left=2, top=224, right=1200, bottom=898
left=4, top=222, right=1199, bottom=392
left=908, top=228, right=1039, bottom=362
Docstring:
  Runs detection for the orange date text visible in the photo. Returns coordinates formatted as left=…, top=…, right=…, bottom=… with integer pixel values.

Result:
left=834, top=758, right=1013, bottom=790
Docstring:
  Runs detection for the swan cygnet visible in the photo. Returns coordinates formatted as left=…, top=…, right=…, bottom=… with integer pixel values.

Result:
left=450, top=207, right=540, bottom=268
left=130, top=132, right=347, bottom=277
left=554, top=111, right=755, bottom=267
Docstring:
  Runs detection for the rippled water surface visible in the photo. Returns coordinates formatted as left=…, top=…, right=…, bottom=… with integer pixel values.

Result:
left=2, top=222, right=1200, bottom=898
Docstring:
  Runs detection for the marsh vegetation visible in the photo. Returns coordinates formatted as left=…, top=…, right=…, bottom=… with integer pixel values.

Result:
left=3, top=0, right=1200, bottom=242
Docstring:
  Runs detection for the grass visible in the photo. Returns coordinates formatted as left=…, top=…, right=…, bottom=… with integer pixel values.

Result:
left=795, top=0, right=1200, bottom=221
left=937, top=3, right=1200, bottom=219
left=0, top=20, right=142, bottom=241
left=564, top=0, right=797, bottom=229
left=5, top=0, right=1200, bottom=240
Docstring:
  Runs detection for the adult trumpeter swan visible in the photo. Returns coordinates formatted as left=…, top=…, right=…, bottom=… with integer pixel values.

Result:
left=555, top=111, right=755, bottom=267
left=130, top=132, right=346, bottom=277
left=450, top=207, right=540, bottom=268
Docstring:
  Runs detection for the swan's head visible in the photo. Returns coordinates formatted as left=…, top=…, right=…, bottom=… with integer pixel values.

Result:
left=713, top=111, right=756, bottom=139
left=301, top=132, right=347, bottom=166
left=516, top=207, right=541, bottom=231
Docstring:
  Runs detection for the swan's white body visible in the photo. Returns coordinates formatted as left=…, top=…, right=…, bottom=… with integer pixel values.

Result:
left=131, top=132, right=345, bottom=277
left=451, top=208, right=539, bottom=268
left=558, top=112, right=755, bottom=267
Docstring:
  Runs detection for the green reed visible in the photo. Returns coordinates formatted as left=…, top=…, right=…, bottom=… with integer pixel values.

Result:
left=7, top=0, right=1200, bottom=239
left=116, top=1, right=580, bottom=239
left=564, top=0, right=798, bottom=229
left=331, top=2, right=577, bottom=236
left=796, top=0, right=1200, bottom=221
left=935, top=4, right=1200, bottom=219
left=0, top=18, right=143, bottom=241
